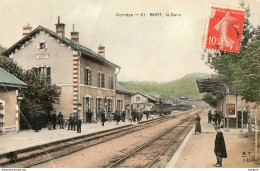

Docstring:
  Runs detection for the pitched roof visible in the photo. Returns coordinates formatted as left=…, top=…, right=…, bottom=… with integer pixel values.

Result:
left=2, top=25, right=120, bottom=69
left=0, top=67, right=27, bottom=88
left=135, top=92, right=160, bottom=102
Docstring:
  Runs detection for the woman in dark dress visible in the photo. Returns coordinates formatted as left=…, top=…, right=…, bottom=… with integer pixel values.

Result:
left=195, top=114, right=202, bottom=134
left=213, top=126, right=227, bottom=167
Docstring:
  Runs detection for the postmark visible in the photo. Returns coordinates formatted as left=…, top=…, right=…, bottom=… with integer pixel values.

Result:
left=205, top=6, right=245, bottom=53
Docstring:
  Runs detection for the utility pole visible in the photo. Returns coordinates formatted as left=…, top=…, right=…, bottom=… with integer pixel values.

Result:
left=241, top=99, right=244, bottom=132
left=224, top=84, right=230, bottom=132
left=255, top=107, right=259, bottom=161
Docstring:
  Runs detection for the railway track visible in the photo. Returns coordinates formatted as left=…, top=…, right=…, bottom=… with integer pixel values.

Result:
left=106, top=111, right=200, bottom=168
left=0, top=110, right=199, bottom=168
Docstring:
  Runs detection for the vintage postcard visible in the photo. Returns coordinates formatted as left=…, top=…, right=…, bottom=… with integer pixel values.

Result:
left=0, top=0, right=259, bottom=169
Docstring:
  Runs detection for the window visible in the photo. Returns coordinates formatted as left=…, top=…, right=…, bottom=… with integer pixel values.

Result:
left=117, top=100, right=123, bottom=113
left=40, top=43, right=46, bottom=49
left=96, top=98, right=102, bottom=114
left=84, top=68, right=91, bottom=85
left=38, top=42, right=47, bottom=52
left=85, top=97, right=91, bottom=111
left=32, top=67, right=51, bottom=80
left=136, top=97, right=140, bottom=102
left=107, top=99, right=112, bottom=113
left=109, top=76, right=114, bottom=89
left=101, top=73, right=105, bottom=88
left=98, top=72, right=105, bottom=88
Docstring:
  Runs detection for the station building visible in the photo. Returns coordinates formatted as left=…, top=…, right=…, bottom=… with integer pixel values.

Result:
left=196, top=77, right=259, bottom=128
left=0, top=67, right=27, bottom=134
left=131, top=92, right=159, bottom=112
left=115, top=89, right=133, bottom=119
left=2, top=18, right=120, bottom=122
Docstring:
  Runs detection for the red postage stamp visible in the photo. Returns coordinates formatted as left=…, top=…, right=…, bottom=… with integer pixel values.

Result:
left=205, top=6, right=245, bottom=53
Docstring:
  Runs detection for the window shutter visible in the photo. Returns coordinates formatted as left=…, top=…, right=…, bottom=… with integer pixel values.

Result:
left=88, top=70, right=91, bottom=85
left=101, top=74, right=105, bottom=88
left=98, top=73, right=101, bottom=87
left=111, top=77, right=114, bottom=89
left=84, top=69, right=87, bottom=85
left=90, top=98, right=93, bottom=111
left=47, top=67, right=51, bottom=80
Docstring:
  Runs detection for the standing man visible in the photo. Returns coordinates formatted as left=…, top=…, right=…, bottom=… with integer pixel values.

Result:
left=85, top=110, right=89, bottom=123
left=77, top=118, right=82, bottom=133
left=68, top=114, right=73, bottom=130
left=58, top=112, right=64, bottom=129
left=213, top=126, right=227, bottom=167
left=115, top=111, right=121, bottom=125
left=208, top=110, right=212, bottom=124
left=72, top=114, right=77, bottom=131
left=214, top=111, right=219, bottom=126
left=121, top=111, right=126, bottom=122
left=131, top=110, right=135, bottom=122
left=146, top=110, right=149, bottom=120
left=101, top=109, right=106, bottom=126
left=88, top=110, right=94, bottom=123
left=52, top=111, right=57, bottom=130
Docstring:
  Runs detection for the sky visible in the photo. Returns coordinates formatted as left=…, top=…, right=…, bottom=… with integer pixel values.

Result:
left=0, top=0, right=259, bottom=82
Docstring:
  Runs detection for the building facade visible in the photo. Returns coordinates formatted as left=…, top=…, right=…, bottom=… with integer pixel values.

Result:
left=197, top=78, right=259, bottom=128
left=0, top=67, right=27, bottom=134
left=116, top=89, right=133, bottom=119
left=3, top=18, right=120, bottom=122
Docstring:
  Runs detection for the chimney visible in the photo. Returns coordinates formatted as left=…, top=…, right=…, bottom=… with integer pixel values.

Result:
left=23, top=23, right=32, bottom=36
left=70, top=24, right=79, bottom=43
left=98, top=44, right=105, bottom=57
left=55, top=16, right=65, bottom=37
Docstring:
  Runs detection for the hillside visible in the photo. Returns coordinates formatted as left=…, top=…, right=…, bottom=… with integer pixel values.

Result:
left=118, top=73, right=211, bottom=100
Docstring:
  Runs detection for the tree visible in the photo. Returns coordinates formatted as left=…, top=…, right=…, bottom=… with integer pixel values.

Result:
left=202, top=93, right=217, bottom=108
left=0, top=55, right=61, bottom=129
left=202, top=2, right=260, bottom=102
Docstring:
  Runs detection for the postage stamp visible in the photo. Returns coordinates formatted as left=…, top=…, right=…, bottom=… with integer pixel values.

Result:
left=205, top=6, right=245, bottom=53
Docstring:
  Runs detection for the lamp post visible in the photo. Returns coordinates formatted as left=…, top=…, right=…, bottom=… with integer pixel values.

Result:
left=76, top=103, right=82, bottom=120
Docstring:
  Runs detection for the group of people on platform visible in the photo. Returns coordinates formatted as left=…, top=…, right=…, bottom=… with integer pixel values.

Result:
left=35, top=108, right=151, bottom=133
left=131, top=109, right=150, bottom=123
left=100, top=109, right=127, bottom=126
left=68, top=113, right=82, bottom=133
left=46, top=111, right=82, bottom=133
left=47, top=111, right=64, bottom=130
left=208, top=110, right=223, bottom=127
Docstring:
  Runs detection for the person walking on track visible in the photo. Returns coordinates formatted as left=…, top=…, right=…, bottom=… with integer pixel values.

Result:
left=213, top=126, right=227, bottom=167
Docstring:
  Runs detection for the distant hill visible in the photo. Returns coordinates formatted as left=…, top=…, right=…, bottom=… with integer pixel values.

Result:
left=118, top=73, right=212, bottom=100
